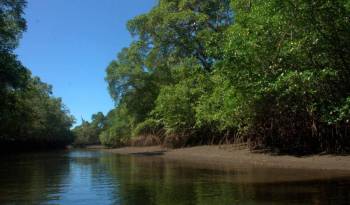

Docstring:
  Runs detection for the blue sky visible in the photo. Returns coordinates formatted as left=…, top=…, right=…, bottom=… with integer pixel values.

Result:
left=15, top=0, right=157, bottom=125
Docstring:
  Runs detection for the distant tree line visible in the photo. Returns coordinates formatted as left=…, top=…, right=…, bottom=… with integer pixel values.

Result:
left=72, top=112, right=105, bottom=146
left=0, top=1, right=74, bottom=151
left=75, top=0, right=350, bottom=154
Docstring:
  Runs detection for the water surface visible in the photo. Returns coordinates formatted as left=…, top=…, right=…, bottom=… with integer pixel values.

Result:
left=0, top=150, right=349, bottom=205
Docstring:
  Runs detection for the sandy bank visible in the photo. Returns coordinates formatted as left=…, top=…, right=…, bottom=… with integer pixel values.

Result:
left=101, top=145, right=350, bottom=172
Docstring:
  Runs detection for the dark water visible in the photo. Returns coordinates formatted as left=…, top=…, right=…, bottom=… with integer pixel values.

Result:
left=0, top=150, right=350, bottom=205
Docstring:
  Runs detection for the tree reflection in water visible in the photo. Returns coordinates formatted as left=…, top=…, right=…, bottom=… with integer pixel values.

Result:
left=0, top=150, right=349, bottom=205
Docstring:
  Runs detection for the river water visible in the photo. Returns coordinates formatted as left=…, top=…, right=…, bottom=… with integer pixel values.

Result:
left=0, top=150, right=349, bottom=205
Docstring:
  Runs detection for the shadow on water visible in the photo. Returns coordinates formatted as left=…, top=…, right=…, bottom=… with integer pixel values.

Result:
left=101, top=154, right=350, bottom=205
left=129, top=151, right=166, bottom=156
left=0, top=150, right=350, bottom=205
left=0, top=151, right=71, bottom=204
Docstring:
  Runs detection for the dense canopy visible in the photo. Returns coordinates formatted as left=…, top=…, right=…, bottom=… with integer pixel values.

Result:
left=7, top=0, right=349, bottom=154
left=0, top=0, right=74, bottom=151
left=91, top=0, right=350, bottom=154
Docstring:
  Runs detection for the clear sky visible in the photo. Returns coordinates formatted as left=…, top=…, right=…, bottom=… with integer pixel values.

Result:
left=15, top=0, right=157, bottom=125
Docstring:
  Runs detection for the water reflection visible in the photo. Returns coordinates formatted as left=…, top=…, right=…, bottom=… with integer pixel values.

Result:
left=0, top=151, right=71, bottom=204
left=101, top=155, right=350, bottom=205
left=0, top=150, right=349, bottom=205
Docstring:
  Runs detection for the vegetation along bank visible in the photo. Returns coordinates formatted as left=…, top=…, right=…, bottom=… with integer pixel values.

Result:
left=75, top=0, right=350, bottom=155
left=0, top=1, right=74, bottom=151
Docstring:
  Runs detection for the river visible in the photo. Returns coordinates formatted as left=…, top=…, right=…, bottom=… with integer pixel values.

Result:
left=0, top=150, right=349, bottom=205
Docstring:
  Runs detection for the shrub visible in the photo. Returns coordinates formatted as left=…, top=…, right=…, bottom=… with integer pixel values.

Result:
left=163, top=133, right=191, bottom=149
left=195, top=71, right=249, bottom=141
left=153, top=66, right=207, bottom=134
left=248, top=69, right=347, bottom=153
left=99, top=105, right=133, bottom=147
left=132, top=118, right=164, bottom=137
left=130, top=135, right=162, bottom=147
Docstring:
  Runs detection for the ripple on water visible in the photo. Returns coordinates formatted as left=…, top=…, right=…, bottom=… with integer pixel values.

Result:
left=0, top=150, right=350, bottom=205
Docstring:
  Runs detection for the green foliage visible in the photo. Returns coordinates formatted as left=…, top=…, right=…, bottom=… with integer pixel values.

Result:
left=100, top=0, right=350, bottom=153
left=0, top=1, right=74, bottom=150
left=99, top=105, right=134, bottom=147
left=72, top=112, right=105, bottom=146
left=105, top=43, right=161, bottom=123
left=0, top=0, right=29, bottom=122
left=221, top=0, right=350, bottom=153
left=153, top=64, right=207, bottom=134
left=0, top=0, right=26, bottom=52
left=132, top=118, right=163, bottom=137
left=1, top=76, right=75, bottom=149
left=332, top=97, right=350, bottom=123
left=127, top=0, right=233, bottom=71
left=195, top=72, right=248, bottom=133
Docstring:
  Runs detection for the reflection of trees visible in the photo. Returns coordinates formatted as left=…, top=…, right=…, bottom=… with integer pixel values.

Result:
left=1, top=151, right=349, bottom=205
left=100, top=154, right=350, bottom=205
left=100, top=155, right=242, bottom=205
left=0, top=152, right=70, bottom=204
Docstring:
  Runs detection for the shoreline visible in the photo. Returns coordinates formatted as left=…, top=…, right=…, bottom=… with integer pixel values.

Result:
left=92, top=144, right=350, bottom=172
